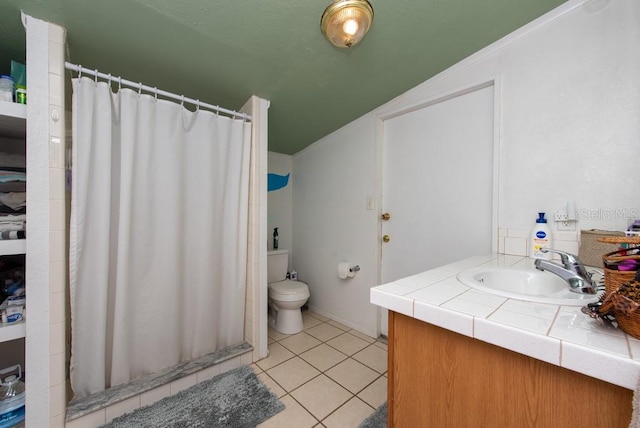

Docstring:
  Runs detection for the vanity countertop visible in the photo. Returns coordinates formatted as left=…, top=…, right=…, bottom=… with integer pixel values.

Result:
left=370, top=254, right=640, bottom=390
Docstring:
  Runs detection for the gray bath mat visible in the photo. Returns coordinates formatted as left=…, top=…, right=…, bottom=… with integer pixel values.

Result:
left=359, top=402, right=387, bottom=428
left=102, top=365, right=284, bottom=428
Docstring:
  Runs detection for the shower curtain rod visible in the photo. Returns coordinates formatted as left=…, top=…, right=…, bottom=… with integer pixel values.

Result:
left=64, top=62, right=252, bottom=121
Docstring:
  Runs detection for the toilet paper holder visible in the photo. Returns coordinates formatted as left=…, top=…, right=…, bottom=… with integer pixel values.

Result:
left=338, top=262, right=360, bottom=279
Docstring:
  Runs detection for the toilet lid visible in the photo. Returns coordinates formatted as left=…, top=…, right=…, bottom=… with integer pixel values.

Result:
left=269, top=280, right=309, bottom=296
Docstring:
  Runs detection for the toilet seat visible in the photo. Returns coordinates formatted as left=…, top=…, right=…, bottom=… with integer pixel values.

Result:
left=269, top=280, right=310, bottom=302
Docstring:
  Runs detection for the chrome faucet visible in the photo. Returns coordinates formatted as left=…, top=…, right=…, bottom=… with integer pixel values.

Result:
left=534, top=248, right=599, bottom=294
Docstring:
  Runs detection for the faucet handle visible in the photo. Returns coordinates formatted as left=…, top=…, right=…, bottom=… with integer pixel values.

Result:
left=540, top=248, right=577, bottom=265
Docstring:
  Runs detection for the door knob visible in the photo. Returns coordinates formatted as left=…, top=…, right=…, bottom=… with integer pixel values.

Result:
left=382, top=235, right=390, bottom=243
left=381, top=213, right=391, bottom=221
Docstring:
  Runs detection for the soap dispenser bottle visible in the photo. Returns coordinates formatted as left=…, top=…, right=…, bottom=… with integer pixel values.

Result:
left=273, top=227, right=279, bottom=250
left=530, top=212, right=552, bottom=259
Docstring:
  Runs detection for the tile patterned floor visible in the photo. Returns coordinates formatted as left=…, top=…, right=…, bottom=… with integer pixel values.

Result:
left=255, top=310, right=388, bottom=428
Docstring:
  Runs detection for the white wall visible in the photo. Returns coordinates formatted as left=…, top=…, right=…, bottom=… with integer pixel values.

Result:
left=267, top=152, right=293, bottom=266
left=293, top=117, right=379, bottom=336
left=292, top=0, right=640, bottom=336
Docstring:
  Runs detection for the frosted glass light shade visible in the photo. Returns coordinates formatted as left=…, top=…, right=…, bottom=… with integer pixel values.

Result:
left=321, top=0, right=374, bottom=48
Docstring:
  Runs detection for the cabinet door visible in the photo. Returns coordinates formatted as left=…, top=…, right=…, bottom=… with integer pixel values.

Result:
left=388, top=311, right=632, bottom=427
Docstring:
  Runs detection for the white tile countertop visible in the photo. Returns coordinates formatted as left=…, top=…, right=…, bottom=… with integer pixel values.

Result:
left=371, top=254, right=640, bottom=390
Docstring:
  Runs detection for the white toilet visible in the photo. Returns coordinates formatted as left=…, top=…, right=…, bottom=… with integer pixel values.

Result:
left=267, top=249, right=310, bottom=334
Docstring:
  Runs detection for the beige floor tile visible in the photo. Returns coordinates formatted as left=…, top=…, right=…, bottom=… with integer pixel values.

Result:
left=299, top=343, right=348, bottom=372
left=268, top=336, right=275, bottom=345
left=327, top=332, right=370, bottom=356
left=348, top=329, right=376, bottom=343
left=256, top=342, right=295, bottom=371
left=279, top=332, right=322, bottom=354
left=305, top=323, right=344, bottom=342
left=327, top=320, right=350, bottom=331
left=267, top=357, right=321, bottom=392
left=374, top=340, right=388, bottom=351
left=290, top=374, right=352, bottom=420
left=302, top=313, right=324, bottom=330
left=352, top=344, right=387, bottom=374
left=323, top=397, right=375, bottom=428
left=258, top=395, right=317, bottom=428
left=357, top=376, right=387, bottom=409
left=268, top=326, right=291, bottom=341
left=267, top=326, right=291, bottom=342
left=250, top=363, right=263, bottom=374
left=325, top=359, right=379, bottom=394
left=257, top=372, right=286, bottom=398
left=306, top=310, right=330, bottom=322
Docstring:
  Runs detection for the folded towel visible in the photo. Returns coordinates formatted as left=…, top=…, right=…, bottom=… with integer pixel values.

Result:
left=0, top=171, right=26, bottom=183
left=0, top=214, right=26, bottom=233
left=0, top=214, right=25, bottom=222
left=0, top=192, right=26, bottom=210
left=0, top=230, right=25, bottom=240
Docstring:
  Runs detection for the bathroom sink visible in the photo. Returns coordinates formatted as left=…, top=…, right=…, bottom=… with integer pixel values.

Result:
left=457, top=266, right=600, bottom=306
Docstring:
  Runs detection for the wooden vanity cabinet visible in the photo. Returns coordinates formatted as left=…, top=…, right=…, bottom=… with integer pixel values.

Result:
left=387, top=311, right=633, bottom=427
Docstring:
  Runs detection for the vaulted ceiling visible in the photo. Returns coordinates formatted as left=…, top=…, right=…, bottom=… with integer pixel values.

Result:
left=0, top=0, right=567, bottom=154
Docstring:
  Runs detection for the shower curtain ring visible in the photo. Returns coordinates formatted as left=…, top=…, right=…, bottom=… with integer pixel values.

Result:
left=181, top=95, right=185, bottom=106
left=107, top=73, right=112, bottom=87
left=196, top=100, right=200, bottom=111
left=216, top=106, right=220, bottom=116
left=154, top=87, right=158, bottom=101
left=94, top=70, right=98, bottom=83
left=138, top=83, right=142, bottom=95
left=118, top=76, right=122, bottom=90
left=78, top=65, right=82, bottom=78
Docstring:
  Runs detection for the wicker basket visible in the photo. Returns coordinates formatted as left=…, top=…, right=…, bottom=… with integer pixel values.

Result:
left=598, top=236, right=640, bottom=295
left=616, top=308, right=640, bottom=340
left=599, top=280, right=640, bottom=339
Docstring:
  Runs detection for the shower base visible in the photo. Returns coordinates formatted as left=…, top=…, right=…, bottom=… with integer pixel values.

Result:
left=65, top=341, right=253, bottom=423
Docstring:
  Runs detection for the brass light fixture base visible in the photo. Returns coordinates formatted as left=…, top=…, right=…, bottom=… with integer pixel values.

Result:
left=321, top=0, right=374, bottom=48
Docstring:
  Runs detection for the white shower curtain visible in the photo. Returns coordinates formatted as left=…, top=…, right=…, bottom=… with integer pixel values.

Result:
left=69, top=77, right=251, bottom=398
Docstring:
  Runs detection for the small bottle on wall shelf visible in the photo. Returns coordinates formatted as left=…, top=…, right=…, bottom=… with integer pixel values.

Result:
left=273, top=227, right=279, bottom=250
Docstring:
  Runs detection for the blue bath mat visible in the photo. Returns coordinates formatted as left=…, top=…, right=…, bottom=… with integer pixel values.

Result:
left=101, top=365, right=284, bottom=428
left=359, top=402, right=387, bottom=428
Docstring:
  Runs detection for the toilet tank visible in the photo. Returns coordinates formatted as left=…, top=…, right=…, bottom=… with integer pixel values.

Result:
left=267, top=249, right=289, bottom=283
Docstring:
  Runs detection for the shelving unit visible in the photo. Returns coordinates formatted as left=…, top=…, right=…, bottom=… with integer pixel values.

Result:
left=0, top=320, right=25, bottom=342
left=0, top=238, right=26, bottom=255
left=0, top=100, right=27, bottom=344
left=0, top=100, right=26, bottom=137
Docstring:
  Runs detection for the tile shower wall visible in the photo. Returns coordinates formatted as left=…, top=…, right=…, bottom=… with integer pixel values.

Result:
left=24, top=14, right=68, bottom=428
left=48, top=22, right=68, bottom=428
left=241, top=96, right=270, bottom=363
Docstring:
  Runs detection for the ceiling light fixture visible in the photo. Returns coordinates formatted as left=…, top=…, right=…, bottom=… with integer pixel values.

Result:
left=321, top=0, right=374, bottom=48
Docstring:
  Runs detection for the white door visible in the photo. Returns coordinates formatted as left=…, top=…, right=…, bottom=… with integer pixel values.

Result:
left=380, top=84, right=496, bottom=335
